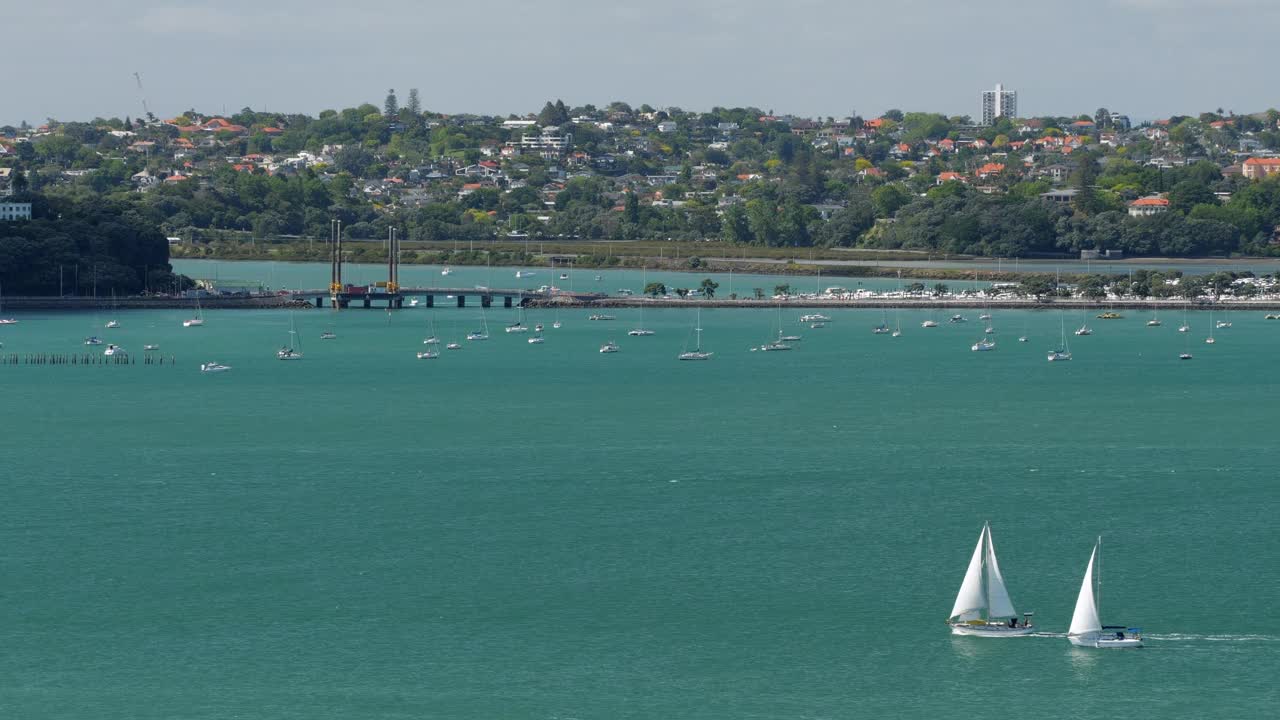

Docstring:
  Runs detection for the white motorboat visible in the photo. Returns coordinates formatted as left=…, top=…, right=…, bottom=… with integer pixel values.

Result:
left=103, top=344, right=126, bottom=357
left=408, top=298, right=420, bottom=308
left=599, top=341, right=620, bottom=354
left=560, top=273, right=569, bottom=280
left=628, top=328, right=655, bottom=336
left=320, top=330, right=337, bottom=340
left=799, top=314, right=831, bottom=323
left=1205, top=337, right=1216, bottom=345
left=984, top=326, right=995, bottom=335
left=1074, top=326, right=1092, bottom=336
left=446, top=342, right=462, bottom=350
left=515, top=270, right=534, bottom=278
left=84, top=336, right=104, bottom=346
left=1068, top=537, right=1143, bottom=649
left=416, top=350, right=440, bottom=359
left=552, top=320, right=562, bottom=329
left=527, top=335, right=545, bottom=344
left=106, top=320, right=120, bottom=329
left=949, top=315, right=967, bottom=323
left=0, top=319, right=16, bottom=325
left=441, top=267, right=452, bottom=276
left=971, top=338, right=996, bottom=352
left=1147, top=318, right=1161, bottom=327
left=1216, top=320, right=1232, bottom=329
left=1179, top=352, right=1193, bottom=360
left=588, top=314, right=616, bottom=321
left=1018, top=336, right=1028, bottom=343
left=921, top=320, right=938, bottom=328
left=947, top=523, right=1035, bottom=637
left=535, top=324, right=544, bottom=332
left=200, top=362, right=231, bottom=373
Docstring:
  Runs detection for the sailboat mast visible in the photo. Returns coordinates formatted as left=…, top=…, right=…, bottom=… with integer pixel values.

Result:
left=1096, top=535, right=1102, bottom=620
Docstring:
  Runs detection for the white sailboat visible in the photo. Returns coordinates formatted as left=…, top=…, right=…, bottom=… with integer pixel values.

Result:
left=1205, top=309, right=1216, bottom=345
left=1048, top=311, right=1072, bottom=362
left=971, top=337, right=996, bottom=352
left=183, top=296, right=204, bottom=327
left=106, top=290, right=120, bottom=328
left=277, top=312, right=303, bottom=360
left=0, top=281, right=17, bottom=324
left=678, top=307, right=713, bottom=360
left=1068, top=537, right=1143, bottom=648
left=467, top=306, right=490, bottom=341
left=1178, top=303, right=1190, bottom=332
left=1074, top=307, right=1092, bottom=336
left=628, top=300, right=655, bottom=336
left=947, top=523, right=1035, bottom=636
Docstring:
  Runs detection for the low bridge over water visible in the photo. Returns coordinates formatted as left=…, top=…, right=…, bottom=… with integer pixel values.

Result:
left=292, top=287, right=606, bottom=309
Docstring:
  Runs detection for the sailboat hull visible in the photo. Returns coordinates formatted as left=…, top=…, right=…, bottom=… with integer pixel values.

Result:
left=948, top=621, right=1036, bottom=637
left=1069, top=632, right=1143, bottom=648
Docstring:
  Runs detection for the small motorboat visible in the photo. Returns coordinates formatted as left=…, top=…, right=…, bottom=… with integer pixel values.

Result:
left=921, top=320, right=938, bottom=328
left=200, top=362, right=231, bottom=373
left=800, top=314, right=831, bottom=323
left=84, top=336, right=104, bottom=346
left=588, top=314, right=616, bottom=321
left=599, top=341, right=620, bottom=354
left=1179, top=352, right=1193, bottom=360
left=320, top=330, right=337, bottom=340
left=416, top=350, right=439, bottom=359
left=627, top=328, right=655, bottom=336
left=949, top=315, right=967, bottom=323
left=106, top=320, right=120, bottom=329
left=446, top=342, right=462, bottom=350
left=527, top=336, right=545, bottom=344
left=103, top=344, right=126, bottom=357
left=552, top=321, right=562, bottom=329
left=534, top=324, right=544, bottom=332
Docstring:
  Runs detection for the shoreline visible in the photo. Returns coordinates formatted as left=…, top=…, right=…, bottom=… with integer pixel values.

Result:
left=5, top=295, right=1279, bottom=311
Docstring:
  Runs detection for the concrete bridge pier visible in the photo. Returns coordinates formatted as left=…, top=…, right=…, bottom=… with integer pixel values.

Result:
left=457, top=295, right=465, bottom=307
left=481, top=295, right=492, bottom=308
left=426, top=295, right=434, bottom=308
left=503, top=296, right=513, bottom=308
left=362, top=297, right=371, bottom=309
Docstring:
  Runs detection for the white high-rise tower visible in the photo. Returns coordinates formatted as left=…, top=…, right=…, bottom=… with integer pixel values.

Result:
left=981, top=83, right=1017, bottom=125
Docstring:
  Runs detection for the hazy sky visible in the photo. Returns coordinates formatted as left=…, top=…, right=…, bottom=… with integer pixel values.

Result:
left=7, top=1, right=1278, bottom=125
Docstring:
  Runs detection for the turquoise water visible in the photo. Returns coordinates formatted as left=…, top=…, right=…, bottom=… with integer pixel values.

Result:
left=1, top=300, right=1277, bottom=718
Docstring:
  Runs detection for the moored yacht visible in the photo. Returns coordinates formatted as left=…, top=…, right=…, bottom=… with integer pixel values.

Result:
left=200, top=361, right=231, bottom=373
left=84, top=336, right=104, bottom=346
left=971, top=338, right=996, bottom=352
left=103, top=344, right=126, bottom=357
left=599, top=340, right=620, bottom=354
left=800, top=313, right=831, bottom=323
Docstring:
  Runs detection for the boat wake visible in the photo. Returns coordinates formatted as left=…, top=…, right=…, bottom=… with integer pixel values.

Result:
left=1144, top=633, right=1280, bottom=643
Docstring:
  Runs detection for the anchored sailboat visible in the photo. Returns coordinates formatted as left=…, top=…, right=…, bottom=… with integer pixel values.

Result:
left=1067, top=537, right=1143, bottom=648
left=947, top=523, right=1035, bottom=636
left=678, top=307, right=712, bottom=360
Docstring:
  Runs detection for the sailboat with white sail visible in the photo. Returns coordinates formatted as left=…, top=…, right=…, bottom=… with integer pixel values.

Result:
left=947, top=523, right=1035, bottom=636
left=1067, top=537, right=1143, bottom=648
left=678, top=307, right=712, bottom=360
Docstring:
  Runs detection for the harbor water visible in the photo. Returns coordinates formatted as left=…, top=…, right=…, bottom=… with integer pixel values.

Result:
left=1, top=280, right=1277, bottom=718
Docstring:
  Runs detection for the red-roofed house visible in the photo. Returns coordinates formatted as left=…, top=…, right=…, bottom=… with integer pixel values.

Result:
left=1128, top=196, right=1170, bottom=217
left=936, top=171, right=966, bottom=185
left=975, top=163, right=1004, bottom=179
left=1242, top=157, right=1280, bottom=180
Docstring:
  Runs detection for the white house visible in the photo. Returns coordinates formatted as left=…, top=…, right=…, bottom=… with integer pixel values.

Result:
left=0, top=202, right=32, bottom=221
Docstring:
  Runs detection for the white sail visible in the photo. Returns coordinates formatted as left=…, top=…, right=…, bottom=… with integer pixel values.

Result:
left=1069, top=544, right=1102, bottom=636
left=950, top=526, right=988, bottom=620
left=983, top=528, right=1018, bottom=618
